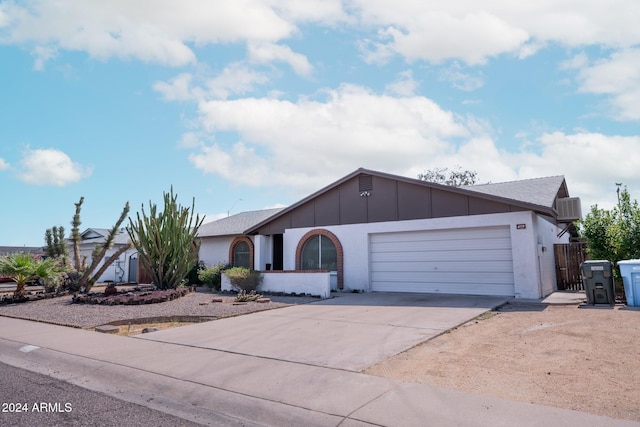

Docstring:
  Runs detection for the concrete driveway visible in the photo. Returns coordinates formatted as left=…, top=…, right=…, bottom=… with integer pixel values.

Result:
left=137, top=292, right=509, bottom=371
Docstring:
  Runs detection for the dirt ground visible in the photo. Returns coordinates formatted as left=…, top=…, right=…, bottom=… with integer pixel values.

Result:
left=365, top=302, right=640, bottom=422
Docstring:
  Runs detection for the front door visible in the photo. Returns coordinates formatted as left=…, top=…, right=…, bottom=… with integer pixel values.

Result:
left=272, top=234, right=283, bottom=270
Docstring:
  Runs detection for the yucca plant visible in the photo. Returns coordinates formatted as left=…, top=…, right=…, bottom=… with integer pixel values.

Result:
left=66, top=197, right=132, bottom=292
left=0, top=253, right=59, bottom=298
left=127, top=187, right=204, bottom=290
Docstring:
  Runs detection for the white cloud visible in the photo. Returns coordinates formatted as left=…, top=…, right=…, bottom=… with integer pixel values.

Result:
left=31, top=45, right=57, bottom=71
left=560, top=52, right=589, bottom=70
left=247, top=42, right=313, bottom=76
left=438, top=62, right=484, bottom=91
left=154, top=65, right=269, bottom=102
left=185, top=82, right=640, bottom=211
left=18, top=148, right=92, bottom=186
left=405, top=131, right=640, bottom=212
left=178, top=132, right=203, bottom=149
left=357, top=7, right=529, bottom=65
left=153, top=73, right=199, bottom=101
left=0, top=158, right=9, bottom=170
left=573, top=49, right=640, bottom=121
left=205, top=63, right=270, bottom=99
left=353, top=1, right=640, bottom=65
left=188, top=84, right=470, bottom=191
left=385, top=70, right=419, bottom=96
left=0, top=0, right=297, bottom=67
left=509, top=132, right=640, bottom=210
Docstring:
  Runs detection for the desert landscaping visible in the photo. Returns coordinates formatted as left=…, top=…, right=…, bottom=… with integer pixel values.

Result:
left=366, top=301, right=640, bottom=422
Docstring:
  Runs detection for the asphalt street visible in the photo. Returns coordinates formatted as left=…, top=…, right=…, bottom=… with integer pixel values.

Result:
left=0, top=362, right=205, bottom=427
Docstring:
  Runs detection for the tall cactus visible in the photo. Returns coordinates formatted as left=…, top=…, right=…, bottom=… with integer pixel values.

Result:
left=127, top=187, right=204, bottom=290
left=67, top=198, right=131, bottom=292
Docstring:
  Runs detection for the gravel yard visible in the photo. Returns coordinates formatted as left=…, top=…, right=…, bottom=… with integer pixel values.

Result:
left=0, top=289, right=319, bottom=329
left=365, top=302, right=640, bottom=423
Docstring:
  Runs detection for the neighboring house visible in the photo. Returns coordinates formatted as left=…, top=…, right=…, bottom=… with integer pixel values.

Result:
left=67, top=228, right=139, bottom=284
left=198, top=208, right=285, bottom=269
left=200, top=168, right=582, bottom=299
left=0, top=246, right=45, bottom=256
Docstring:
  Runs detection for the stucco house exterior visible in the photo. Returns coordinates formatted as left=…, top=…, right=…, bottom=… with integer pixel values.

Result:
left=68, top=228, right=138, bottom=284
left=198, top=168, right=581, bottom=299
left=198, top=208, right=285, bottom=269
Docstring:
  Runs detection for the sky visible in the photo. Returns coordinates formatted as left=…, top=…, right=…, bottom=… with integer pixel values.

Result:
left=1, top=1, right=639, bottom=247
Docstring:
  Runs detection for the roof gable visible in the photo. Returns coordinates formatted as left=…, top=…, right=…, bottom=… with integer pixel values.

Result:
left=77, top=228, right=131, bottom=245
left=246, top=168, right=564, bottom=235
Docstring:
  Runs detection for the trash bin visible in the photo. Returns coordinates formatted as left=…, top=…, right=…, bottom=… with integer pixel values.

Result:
left=617, top=260, right=640, bottom=307
left=580, top=260, right=615, bottom=305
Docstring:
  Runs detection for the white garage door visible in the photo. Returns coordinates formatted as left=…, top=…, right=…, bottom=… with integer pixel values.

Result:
left=370, top=226, right=514, bottom=296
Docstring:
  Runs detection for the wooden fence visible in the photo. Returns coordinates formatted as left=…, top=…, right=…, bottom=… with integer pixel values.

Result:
left=554, top=243, right=589, bottom=291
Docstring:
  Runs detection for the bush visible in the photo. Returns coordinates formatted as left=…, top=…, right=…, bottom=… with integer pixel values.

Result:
left=225, top=267, right=263, bottom=292
left=198, top=263, right=230, bottom=290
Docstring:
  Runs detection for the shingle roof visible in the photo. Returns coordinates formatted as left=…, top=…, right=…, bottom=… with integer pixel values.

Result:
left=197, top=208, right=285, bottom=237
left=462, top=176, right=567, bottom=209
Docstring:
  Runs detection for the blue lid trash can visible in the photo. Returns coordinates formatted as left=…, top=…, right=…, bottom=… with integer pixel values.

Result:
left=580, top=260, right=615, bottom=306
left=617, top=260, right=640, bottom=307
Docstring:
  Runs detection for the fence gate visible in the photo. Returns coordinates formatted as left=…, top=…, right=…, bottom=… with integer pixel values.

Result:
left=554, top=243, right=588, bottom=291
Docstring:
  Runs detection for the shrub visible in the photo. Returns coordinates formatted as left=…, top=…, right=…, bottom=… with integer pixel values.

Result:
left=235, top=290, right=262, bottom=302
left=225, top=267, right=263, bottom=292
left=198, top=263, right=230, bottom=290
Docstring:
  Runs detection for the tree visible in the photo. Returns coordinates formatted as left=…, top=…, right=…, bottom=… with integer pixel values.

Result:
left=0, top=253, right=59, bottom=299
left=45, top=226, right=69, bottom=264
left=579, top=186, right=640, bottom=279
left=71, top=197, right=84, bottom=270
left=68, top=197, right=132, bottom=292
left=418, top=167, right=478, bottom=186
left=127, top=188, right=204, bottom=290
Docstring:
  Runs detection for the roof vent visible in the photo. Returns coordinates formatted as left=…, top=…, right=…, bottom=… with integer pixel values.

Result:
left=556, top=197, right=582, bottom=222
left=359, top=174, right=373, bottom=197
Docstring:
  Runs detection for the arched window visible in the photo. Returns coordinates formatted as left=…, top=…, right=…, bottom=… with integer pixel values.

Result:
left=296, top=229, right=343, bottom=289
left=229, top=237, right=253, bottom=268
left=301, top=235, right=337, bottom=271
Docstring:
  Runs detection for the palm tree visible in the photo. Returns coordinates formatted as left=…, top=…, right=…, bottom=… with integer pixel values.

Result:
left=0, top=253, right=58, bottom=299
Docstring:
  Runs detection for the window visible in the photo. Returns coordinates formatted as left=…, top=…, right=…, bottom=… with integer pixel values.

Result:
left=301, top=235, right=337, bottom=271
left=232, top=241, right=251, bottom=268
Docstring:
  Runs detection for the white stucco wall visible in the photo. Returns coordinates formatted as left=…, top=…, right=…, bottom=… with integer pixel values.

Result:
left=221, top=271, right=330, bottom=298
left=198, top=236, right=236, bottom=267
left=533, top=215, right=570, bottom=297
left=253, top=235, right=271, bottom=270
left=75, top=245, right=137, bottom=284
left=276, top=211, right=566, bottom=299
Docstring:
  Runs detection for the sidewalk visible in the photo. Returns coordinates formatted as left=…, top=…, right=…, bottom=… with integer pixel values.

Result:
left=0, top=315, right=637, bottom=427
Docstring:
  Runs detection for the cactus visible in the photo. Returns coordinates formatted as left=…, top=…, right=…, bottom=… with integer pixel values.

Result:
left=67, top=198, right=132, bottom=292
left=127, top=187, right=204, bottom=290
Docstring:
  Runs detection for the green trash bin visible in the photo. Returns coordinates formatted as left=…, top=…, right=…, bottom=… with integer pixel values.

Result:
left=580, top=260, right=615, bottom=305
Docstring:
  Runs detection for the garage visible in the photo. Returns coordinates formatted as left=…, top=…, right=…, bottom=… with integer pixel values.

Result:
left=369, top=226, right=515, bottom=296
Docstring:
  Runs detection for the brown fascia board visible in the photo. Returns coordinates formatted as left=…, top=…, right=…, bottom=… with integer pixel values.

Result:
left=244, top=168, right=557, bottom=234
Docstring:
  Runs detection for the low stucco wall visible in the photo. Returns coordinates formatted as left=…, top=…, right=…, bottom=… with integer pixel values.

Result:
left=222, top=271, right=331, bottom=298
